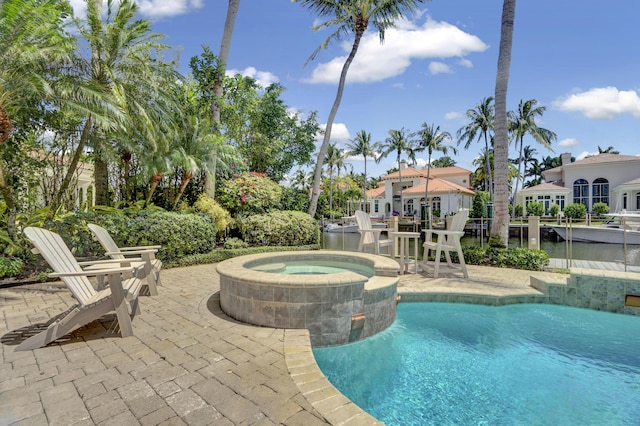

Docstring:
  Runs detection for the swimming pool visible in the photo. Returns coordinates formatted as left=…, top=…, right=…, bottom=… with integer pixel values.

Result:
left=313, top=303, right=640, bottom=425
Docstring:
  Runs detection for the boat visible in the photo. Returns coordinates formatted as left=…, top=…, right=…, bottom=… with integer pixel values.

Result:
left=323, top=216, right=389, bottom=233
left=550, top=213, right=640, bottom=245
left=324, top=222, right=359, bottom=233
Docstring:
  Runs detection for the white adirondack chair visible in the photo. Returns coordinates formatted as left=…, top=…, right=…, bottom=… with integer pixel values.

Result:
left=420, top=209, right=469, bottom=278
left=354, top=210, right=393, bottom=255
left=87, top=223, right=161, bottom=296
left=17, top=227, right=144, bottom=351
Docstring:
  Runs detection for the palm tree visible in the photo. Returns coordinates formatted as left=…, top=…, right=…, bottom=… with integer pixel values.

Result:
left=0, top=0, right=77, bottom=235
left=377, top=128, right=412, bottom=216
left=492, top=0, right=516, bottom=247
left=79, top=0, right=180, bottom=206
left=413, top=122, right=455, bottom=226
left=431, top=156, right=457, bottom=168
left=509, top=99, right=556, bottom=206
left=294, top=0, right=427, bottom=217
left=345, top=130, right=376, bottom=212
left=324, top=143, right=340, bottom=219
left=457, top=97, right=495, bottom=200
left=171, top=116, right=226, bottom=209
left=598, top=145, right=619, bottom=154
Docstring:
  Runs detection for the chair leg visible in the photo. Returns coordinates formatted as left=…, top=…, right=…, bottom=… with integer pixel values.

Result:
left=456, top=243, right=469, bottom=278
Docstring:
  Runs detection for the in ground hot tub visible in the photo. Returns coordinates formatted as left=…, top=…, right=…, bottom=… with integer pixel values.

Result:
left=217, top=250, right=400, bottom=346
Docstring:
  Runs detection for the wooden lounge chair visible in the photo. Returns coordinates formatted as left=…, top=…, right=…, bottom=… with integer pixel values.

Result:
left=355, top=210, right=393, bottom=255
left=87, top=223, right=161, bottom=296
left=16, top=227, right=144, bottom=351
left=420, top=209, right=469, bottom=278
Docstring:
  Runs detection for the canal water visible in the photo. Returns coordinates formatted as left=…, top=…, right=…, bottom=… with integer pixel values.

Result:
left=321, top=231, right=640, bottom=266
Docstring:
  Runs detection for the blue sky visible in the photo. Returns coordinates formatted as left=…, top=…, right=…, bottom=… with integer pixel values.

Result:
left=71, top=0, right=640, bottom=179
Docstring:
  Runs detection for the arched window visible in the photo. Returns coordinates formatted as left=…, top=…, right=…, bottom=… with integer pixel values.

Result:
left=591, top=178, right=609, bottom=207
left=573, top=179, right=589, bottom=206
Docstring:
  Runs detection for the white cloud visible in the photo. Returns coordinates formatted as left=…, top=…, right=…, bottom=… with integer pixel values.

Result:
left=304, top=17, right=488, bottom=84
left=428, top=61, right=452, bottom=75
left=458, top=58, right=473, bottom=68
left=318, top=123, right=351, bottom=143
left=68, top=0, right=203, bottom=20
left=226, top=67, right=279, bottom=88
left=136, top=0, right=203, bottom=19
left=554, top=87, right=640, bottom=119
left=445, top=111, right=462, bottom=120
left=575, top=151, right=595, bottom=161
left=392, top=82, right=405, bottom=89
left=558, top=138, right=579, bottom=148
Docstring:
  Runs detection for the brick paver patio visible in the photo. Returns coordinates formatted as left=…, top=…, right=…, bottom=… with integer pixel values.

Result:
left=0, top=261, right=565, bottom=425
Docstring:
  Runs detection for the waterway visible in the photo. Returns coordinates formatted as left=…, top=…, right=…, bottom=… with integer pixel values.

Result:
left=321, top=231, right=640, bottom=266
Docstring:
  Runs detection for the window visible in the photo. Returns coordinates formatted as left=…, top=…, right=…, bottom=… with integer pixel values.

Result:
left=573, top=179, right=589, bottom=206
left=537, top=195, right=551, bottom=215
left=592, top=178, right=609, bottom=207
left=405, top=199, right=414, bottom=216
left=637, top=193, right=640, bottom=210
left=432, top=197, right=441, bottom=213
left=554, top=195, right=565, bottom=211
left=374, top=200, right=379, bottom=213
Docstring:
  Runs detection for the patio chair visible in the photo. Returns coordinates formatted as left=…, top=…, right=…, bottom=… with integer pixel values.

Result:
left=420, top=209, right=469, bottom=278
left=355, top=210, right=393, bottom=255
left=16, top=227, right=144, bottom=351
left=87, top=223, right=161, bottom=296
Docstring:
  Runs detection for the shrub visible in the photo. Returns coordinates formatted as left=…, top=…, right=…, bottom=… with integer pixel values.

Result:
left=217, top=172, right=282, bottom=216
left=454, top=246, right=550, bottom=270
left=514, top=204, right=523, bottom=217
left=526, top=201, right=545, bottom=217
left=563, top=203, right=587, bottom=219
left=193, top=194, right=231, bottom=233
left=48, top=211, right=217, bottom=264
left=592, top=202, right=609, bottom=217
left=223, top=237, right=248, bottom=249
left=238, top=210, right=319, bottom=246
left=471, top=191, right=490, bottom=218
left=0, top=256, right=24, bottom=278
left=549, top=203, right=560, bottom=217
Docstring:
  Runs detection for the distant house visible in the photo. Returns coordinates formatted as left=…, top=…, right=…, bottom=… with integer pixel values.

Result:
left=515, top=153, right=640, bottom=215
left=364, top=161, right=475, bottom=218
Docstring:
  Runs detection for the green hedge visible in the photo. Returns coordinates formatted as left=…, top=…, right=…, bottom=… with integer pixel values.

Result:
left=48, top=211, right=216, bottom=264
left=175, top=244, right=320, bottom=267
left=238, top=210, right=319, bottom=246
left=432, top=246, right=550, bottom=271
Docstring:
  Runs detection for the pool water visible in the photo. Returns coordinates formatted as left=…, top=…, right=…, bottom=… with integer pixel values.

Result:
left=313, top=303, right=640, bottom=425
left=250, top=260, right=374, bottom=277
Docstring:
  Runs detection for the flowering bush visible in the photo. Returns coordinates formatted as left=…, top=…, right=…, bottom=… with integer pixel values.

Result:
left=217, top=172, right=282, bottom=216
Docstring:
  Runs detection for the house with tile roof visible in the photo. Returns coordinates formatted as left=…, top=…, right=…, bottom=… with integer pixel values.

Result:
left=514, top=153, right=640, bottom=215
left=364, top=160, right=475, bottom=218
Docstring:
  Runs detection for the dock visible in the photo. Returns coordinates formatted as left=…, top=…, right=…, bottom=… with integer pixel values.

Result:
left=548, top=258, right=640, bottom=273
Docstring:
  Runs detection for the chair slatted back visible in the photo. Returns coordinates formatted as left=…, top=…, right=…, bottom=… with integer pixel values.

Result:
left=87, top=224, right=125, bottom=260
left=450, top=209, right=469, bottom=233
left=355, top=210, right=375, bottom=245
left=24, top=227, right=97, bottom=305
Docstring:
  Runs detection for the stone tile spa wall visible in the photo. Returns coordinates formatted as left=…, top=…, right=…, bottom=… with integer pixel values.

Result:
left=217, top=251, right=400, bottom=346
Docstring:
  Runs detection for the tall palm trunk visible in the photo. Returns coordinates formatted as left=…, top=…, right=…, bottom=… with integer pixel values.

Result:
left=206, top=0, right=240, bottom=198
left=173, top=171, right=193, bottom=210
left=511, top=134, right=524, bottom=206
left=363, top=154, right=368, bottom=212
left=484, top=132, right=494, bottom=199
left=144, top=172, right=163, bottom=207
left=424, top=151, right=432, bottom=227
left=308, top=26, right=365, bottom=217
left=492, top=0, right=516, bottom=247
left=397, top=152, right=403, bottom=216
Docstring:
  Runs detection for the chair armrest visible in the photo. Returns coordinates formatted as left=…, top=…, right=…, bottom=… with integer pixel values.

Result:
left=431, top=230, right=465, bottom=237
left=50, top=266, right=136, bottom=278
left=119, top=245, right=161, bottom=251
left=78, top=258, right=143, bottom=266
left=105, top=249, right=157, bottom=256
